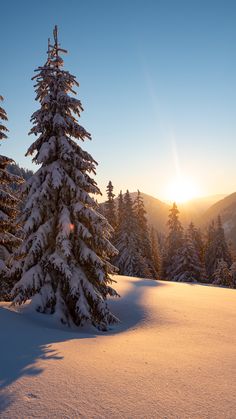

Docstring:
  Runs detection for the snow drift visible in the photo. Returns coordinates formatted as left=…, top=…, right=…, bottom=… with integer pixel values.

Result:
left=0, top=275, right=236, bottom=418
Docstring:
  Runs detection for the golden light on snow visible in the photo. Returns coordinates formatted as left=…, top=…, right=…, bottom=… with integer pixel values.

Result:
left=166, top=176, right=200, bottom=203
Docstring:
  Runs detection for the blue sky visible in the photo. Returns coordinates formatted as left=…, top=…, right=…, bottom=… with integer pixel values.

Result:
left=1, top=0, right=236, bottom=201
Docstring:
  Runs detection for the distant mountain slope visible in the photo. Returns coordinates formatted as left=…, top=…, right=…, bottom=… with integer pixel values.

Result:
left=128, top=192, right=170, bottom=232
left=128, top=193, right=228, bottom=230
left=178, top=194, right=227, bottom=226
left=102, top=191, right=227, bottom=233
left=101, top=192, right=170, bottom=233
left=200, top=192, right=236, bottom=245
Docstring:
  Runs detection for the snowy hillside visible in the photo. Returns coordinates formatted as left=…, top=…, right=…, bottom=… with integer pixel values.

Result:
left=1, top=275, right=236, bottom=418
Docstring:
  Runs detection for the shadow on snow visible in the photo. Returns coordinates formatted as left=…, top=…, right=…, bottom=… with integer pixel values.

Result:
left=0, top=277, right=165, bottom=413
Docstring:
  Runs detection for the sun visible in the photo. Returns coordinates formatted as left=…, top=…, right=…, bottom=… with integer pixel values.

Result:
left=166, top=176, right=200, bottom=203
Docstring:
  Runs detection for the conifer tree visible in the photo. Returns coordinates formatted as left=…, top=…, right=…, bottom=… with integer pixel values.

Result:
left=0, top=96, right=8, bottom=141
left=163, top=202, right=183, bottom=280
left=171, top=231, right=203, bottom=282
left=11, top=27, right=118, bottom=330
left=114, top=190, right=141, bottom=276
left=104, top=180, right=116, bottom=229
left=230, top=262, right=236, bottom=288
left=117, top=190, right=124, bottom=229
left=150, top=227, right=160, bottom=277
left=214, top=215, right=232, bottom=266
left=133, top=190, right=156, bottom=278
left=213, top=259, right=233, bottom=287
left=204, top=221, right=216, bottom=280
left=0, top=96, right=23, bottom=300
left=205, top=216, right=232, bottom=282
left=188, top=222, right=204, bottom=263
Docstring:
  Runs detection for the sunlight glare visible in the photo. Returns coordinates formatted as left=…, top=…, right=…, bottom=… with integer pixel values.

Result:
left=166, top=176, right=200, bottom=203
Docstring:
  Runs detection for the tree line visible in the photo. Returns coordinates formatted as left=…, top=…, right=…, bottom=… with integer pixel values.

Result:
left=103, top=183, right=236, bottom=288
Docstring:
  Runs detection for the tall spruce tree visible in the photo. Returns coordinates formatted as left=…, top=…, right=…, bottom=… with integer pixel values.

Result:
left=114, top=190, right=139, bottom=276
left=214, top=215, right=232, bottom=266
left=188, top=222, right=204, bottom=264
left=117, top=190, right=124, bottom=229
left=171, top=231, right=203, bottom=282
left=205, top=216, right=231, bottom=282
left=104, top=180, right=116, bottom=229
left=230, top=262, right=236, bottom=288
left=0, top=96, right=23, bottom=300
left=213, top=259, right=233, bottom=287
left=11, top=27, right=118, bottom=330
left=133, top=190, right=156, bottom=278
left=150, top=227, right=160, bottom=277
left=204, top=221, right=216, bottom=280
left=163, top=202, right=183, bottom=280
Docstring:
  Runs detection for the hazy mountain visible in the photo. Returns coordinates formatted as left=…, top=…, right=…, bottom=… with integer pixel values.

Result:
left=106, top=192, right=227, bottom=233
left=200, top=193, right=236, bottom=246
left=178, top=194, right=227, bottom=225
left=128, top=192, right=170, bottom=232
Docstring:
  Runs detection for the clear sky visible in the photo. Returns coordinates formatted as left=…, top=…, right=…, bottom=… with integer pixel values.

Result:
left=1, top=0, right=236, bottom=202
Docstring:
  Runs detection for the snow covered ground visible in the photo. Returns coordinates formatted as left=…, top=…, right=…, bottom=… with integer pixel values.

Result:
left=0, top=275, right=236, bottom=418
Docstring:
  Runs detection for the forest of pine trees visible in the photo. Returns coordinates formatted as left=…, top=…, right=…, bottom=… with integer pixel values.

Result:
left=103, top=183, right=236, bottom=288
left=0, top=96, right=24, bottom=300
left=0, top=27, right=235, bottom=331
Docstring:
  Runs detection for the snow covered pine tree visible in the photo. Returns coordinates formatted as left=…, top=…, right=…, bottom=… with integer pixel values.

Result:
left=163, top=202, right=183, bottom=280
left=114, top=190, right=139, bottom=276
left=0, top=96, right=23, bottom=300
left=133, top=190, right=157, bottom=278
left=171, top=231, right=203, bottom=282
left=104, top=180, right=117, bottom=230
left=205, top=216, right=232, bottom=282
left=212, top=259, right=233, bottom=287
left=11, top=27, right=118, bottom=330
left=150, top=227, right=160, bottom=276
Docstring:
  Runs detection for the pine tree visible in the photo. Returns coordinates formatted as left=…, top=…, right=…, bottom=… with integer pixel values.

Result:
left=117, top=190, right=124, bottom=229
left=171, top=231, right=203, bottom=282
left=205, top=216, right=232, bottom=282
left=11, top=27, right=118, bottom=330
left=213, top=259, right=233, bottom=287
left=230, top=262, right=236, bottom=288
left=0, top=96, right=23, bottom=300
left=204, top=221, right=216, bottom=280
left=187, top=221, right=205, bottom=281
left=0, top=96, right=8, bottom=141
left=214, top=215, right=232, bottom=266
left=163, top=202, right=183, bottom=280
left=113, top=191, right=124, bottom=271
left=104, top=181, right=116, bottom=229
left=133, top=190, right=156, bottom=278
left=188, top=222, right=204, bottom=263
left=114, top=190, right=139, bottom=276
left=150, top=227, right=160, bottom=277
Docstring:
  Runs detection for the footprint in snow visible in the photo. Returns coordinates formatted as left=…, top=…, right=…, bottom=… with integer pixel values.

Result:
left=24, top=393, right=39, bottom=401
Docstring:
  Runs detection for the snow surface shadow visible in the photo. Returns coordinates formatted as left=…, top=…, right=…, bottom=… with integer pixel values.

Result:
left=131, top=279, right=163, bottom=287
left=0, top=279, right=165, bottom=412
left=0, top=306, right=96, bottom=413
left=107, top=279, right=166, bottom=334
